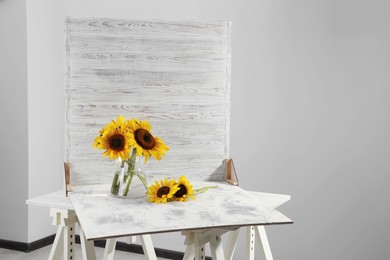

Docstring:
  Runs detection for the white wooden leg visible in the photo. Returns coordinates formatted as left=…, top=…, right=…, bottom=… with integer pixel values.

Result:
left=49, top=209, right=78, bottom=260
left=225, top=229, right=239, bottom=260
left=182, top=231, right=195, bottom=260
left=64, top=224, right=75, bottom=260
left=194, top=234, right=206, bottom=260
left=183, top=244, right=195, bottom=260
left=127, top=236, right=137, bottom=244
left=182, top=229, right=230, bottom=260
left=103, top=238, right=117, bottom=260
left=209, top=234, right=225, bottom=259
left=195, top=244, right=206, bottom=260
left=255, top=226, right=273, bottom=260
left=80, top=227, right=96, bottom=260
left=48, top=225, right=64, bottom=260
left=247, top=226, right=256, bottom=260
left=139, top=235, right=157, bottom=260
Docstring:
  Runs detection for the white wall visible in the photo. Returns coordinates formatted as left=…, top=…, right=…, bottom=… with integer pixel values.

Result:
left=0, top=0, right=29, bottom=243
left=232, top=2, right=390, bottom=259
left=26, top=0, right=63, bottom=241
left=23, top=0, right=390, bottom=259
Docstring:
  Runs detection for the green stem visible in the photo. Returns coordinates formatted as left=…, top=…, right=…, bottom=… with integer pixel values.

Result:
left=137, top=174, right=148, bottom=191
left=123, top=149, right=137, bottom=196
left=110, top=172, right=120, bottom=196
left=194, top=186, right=218, bottom=194
left=123, top=171, right=134, bottom=196
left=128, top=148, right=137, bottom=171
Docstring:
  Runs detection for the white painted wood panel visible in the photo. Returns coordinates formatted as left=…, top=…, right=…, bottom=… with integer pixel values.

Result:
left=65, top=18, right=231, bottom=185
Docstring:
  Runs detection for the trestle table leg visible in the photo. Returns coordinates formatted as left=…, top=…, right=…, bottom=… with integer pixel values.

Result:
left=209, top=234, right=225, bottom=259
left=194, top=233, right=206, bottom=260
left=183, top=244, right=195, bottom=260
left=225, top=229, right=239, bottom=260
left=127, top=236, right=137, bottom=244
left=48, top=225, right=64, bottom=260
left=80, top=228, right=96, bottom=260
left=64, top=223, right=75, bottom=260
left=182, top=229, right=229, bottom=260
left=182, top=231, right=195, bottom=260
left=103, top=238, right=117, bottom=260
left=255, top=226, right=273, bottom=260
left=245, top=226, right=274, bottom=260
left=48, top=208, right=78, bottom=260
left=247, top=226, right=256, bottom=260
left=139, top=235, right=157, bottom=260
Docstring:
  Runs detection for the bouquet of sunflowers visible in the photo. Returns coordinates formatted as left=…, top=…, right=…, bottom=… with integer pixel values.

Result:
left=93, top=115, right=216, bottom=202
left=93, top=115, right=169, bottom=196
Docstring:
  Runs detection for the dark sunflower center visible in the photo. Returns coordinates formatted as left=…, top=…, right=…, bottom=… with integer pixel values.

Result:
left=134, top=129, right=156, bottom=149
left=174, top=184, right=187, bottom=198
left=108, top=134, right=125, bottom=151
left=157, top=186, right=170, bottom=197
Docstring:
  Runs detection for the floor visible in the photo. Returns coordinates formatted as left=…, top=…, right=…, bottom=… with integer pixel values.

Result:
left=0, top=245, right=170, bottom=260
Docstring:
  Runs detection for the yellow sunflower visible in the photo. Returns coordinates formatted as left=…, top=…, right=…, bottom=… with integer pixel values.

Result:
left=172, top=176, right=195, bottom=202
left=147, top=178, right=179, bottom=203
left=127, top=119, right=169, bottom=162
left=92, top=127, right=106, bottom=149
left=92, top=115, right=132, bottom=160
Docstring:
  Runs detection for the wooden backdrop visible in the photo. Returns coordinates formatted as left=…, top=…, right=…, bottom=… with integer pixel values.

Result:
left=65, top=18, right=232, bottom=185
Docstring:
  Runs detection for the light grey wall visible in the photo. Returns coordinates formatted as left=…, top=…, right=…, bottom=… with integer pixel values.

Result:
left=231, top=1, right=390, bottom=259
left=231, top=2, right=390, bottom=259
left=26, top=0, right=63, bottom=242
left=22, top=0, right=390, bottom=259
left=0, top=0, right=29, bottom=242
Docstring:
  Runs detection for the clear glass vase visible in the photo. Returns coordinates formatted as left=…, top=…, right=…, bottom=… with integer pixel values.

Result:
left=110, top=155, right=148, bottom=198
left=110, top=159, right=128, bottom=196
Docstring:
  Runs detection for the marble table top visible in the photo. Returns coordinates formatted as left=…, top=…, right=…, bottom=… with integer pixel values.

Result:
left=26, top=188, right=291, bottom=211
left=68, top=182, right=292, bottom=240
left=26, top=190, right=73, bottom=210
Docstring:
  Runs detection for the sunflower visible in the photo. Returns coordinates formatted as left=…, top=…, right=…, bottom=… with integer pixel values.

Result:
left=127, top=119, right=169, bottom=162
left=147, top=178, right=179, bottom=203
left=93, top=115, right=132, bottom=160
left=92, top=127, right=106, bottom=149
left=172, top=176, right=195, bottom=202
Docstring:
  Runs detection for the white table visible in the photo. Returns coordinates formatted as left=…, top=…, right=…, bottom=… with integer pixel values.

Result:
left=27, top=183, right=292, bottom=260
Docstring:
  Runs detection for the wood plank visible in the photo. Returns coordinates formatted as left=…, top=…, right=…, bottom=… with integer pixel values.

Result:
left=65, top=18, right=231, bottom=185
left=68, top=18, right=229, bottom=37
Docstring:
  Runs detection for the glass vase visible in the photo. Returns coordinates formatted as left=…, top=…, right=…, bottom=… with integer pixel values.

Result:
left=126, top=156, right=148, bottom=198
left=110, top=159, right=128, bottom=196
left=110, top=155, right=148, bottom=198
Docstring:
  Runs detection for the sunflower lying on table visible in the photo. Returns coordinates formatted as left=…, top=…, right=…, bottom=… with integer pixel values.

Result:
left=147, top=176, right=216, bottom=204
